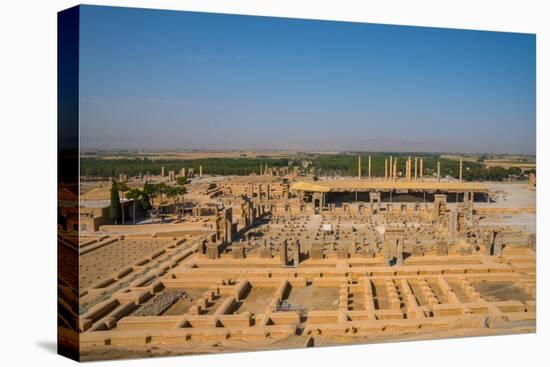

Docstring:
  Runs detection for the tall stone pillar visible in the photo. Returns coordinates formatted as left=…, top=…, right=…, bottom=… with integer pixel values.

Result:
left=459, top=158, right=463, bottom=182
left=161, top=166, right=165, bottom=177
left=486, top=232, right=495, bottom=256
left=407, top=158, right=411, bottom=182
left=383, top=241, right=392, bottom=266
left=370, top=192, right=381, bottom=214
left=449, top=209, right=458, bottom=240
left=293, top=240, right=301, bottom=266
left=368, top=155, right=371, bottom=180
left=199, top=165, right=203, bottom=177
left=358, top=156, right=362, bottom=179
left=393, top=158, right=397, bottom=181
left=396, top=238, right=404, bottom=265
left=389, top=156, right=393, bottom=180
left=420, top=159, right=423, bottom=181
left=437, top=161, right=441, bottom=182
left=414, top=157, right=418, bottom=181
left=280, top=239, right=288, bottom=267
left=493, top=231, right=503, bottom=257
left=225, top=207, right=233, bottom=244
left=385, top=158, right=388, bottom=181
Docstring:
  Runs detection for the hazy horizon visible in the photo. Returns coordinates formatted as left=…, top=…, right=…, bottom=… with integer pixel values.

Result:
left=79, top=6, right=536, bottom=155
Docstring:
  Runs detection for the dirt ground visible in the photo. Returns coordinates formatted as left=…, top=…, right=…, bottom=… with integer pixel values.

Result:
left=471, top=280, right=534, bottom=303
left=285, top=285, right=339, bottom=311
left=79, top=238, right=171, bottom=289
left=162, top=288, right=208, bottom=315
left=234, top=287, right=276, bottom=314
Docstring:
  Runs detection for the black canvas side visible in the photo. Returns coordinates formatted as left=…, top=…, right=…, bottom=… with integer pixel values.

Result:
left=57, top=5, right=80, bottom=362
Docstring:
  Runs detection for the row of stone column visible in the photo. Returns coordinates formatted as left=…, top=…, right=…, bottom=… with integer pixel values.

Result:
left=357, top=155, right=372, bottom=179
left=380, top=157, right=464, bottom=182
left=384, top=156, right=425, bottom=181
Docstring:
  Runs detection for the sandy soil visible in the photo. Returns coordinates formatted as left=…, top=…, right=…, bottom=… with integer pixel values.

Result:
left=79, top=238, right=171, bottom=289
left=285, top=286, right=339, bottom=311
left=471, top=280, right=534, bottom=303
left=162, top=288, right=208, bottom=315
left=234, top=287, right=276, bottom=314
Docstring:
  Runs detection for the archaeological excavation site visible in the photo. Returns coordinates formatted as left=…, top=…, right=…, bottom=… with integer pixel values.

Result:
left=56, top=5, right=537, bottom=362
left=58, top=155, right=536, bottom=360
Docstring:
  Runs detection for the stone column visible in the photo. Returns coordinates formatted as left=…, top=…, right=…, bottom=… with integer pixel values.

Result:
left=493, top=231, right=503, bottom=257
left=161, top=166, right=165, bottom=177
left=389, top=156, right=393, bottom=180
left=449, top=209, right=458, bottom=240
left=420, top=159, right=423, bottom=181
left=396, top=238, right=404, bottom=265
left=384, top=158, right=388, bottom=181
left=280, top=239, right=288, bottom=266
left=199, top=165, right=203, bottom=177
left=414, top=157, right=418, bottom=181
left=293, top=240, right=301, bottom=266
left=368, top=155, right=371, bottom=180
left=393, top=158, right=397, bottom=181
left=225, top=208, right=233, bottom=243
left=383, top=239, right=392, bottom=266
left=487, top=231, right=495, bottom=256
left=358, top=156, right=362, bottom=179
left=459, top=158, right=463, bottom=182
left=437, top=161, right=441, bottom=182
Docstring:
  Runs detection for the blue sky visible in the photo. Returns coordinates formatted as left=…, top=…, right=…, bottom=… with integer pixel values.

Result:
left=79, top=5, right=536, bottom=154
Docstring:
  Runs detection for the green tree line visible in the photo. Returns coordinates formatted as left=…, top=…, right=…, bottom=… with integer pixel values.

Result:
left=81, top=157, right=291, bottom=178
left=82, top=155, right=533, bottom=182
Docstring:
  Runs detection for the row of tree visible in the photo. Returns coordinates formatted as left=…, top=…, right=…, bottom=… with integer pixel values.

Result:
left=96, top=154, right=532, bottom=188
left=109, top=177, right=188, bottom=224
left=82, top=157, right=291, bottom=178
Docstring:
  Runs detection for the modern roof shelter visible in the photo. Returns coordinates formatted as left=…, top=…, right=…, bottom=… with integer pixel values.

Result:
left=290, top=179, right=489, bottom=194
